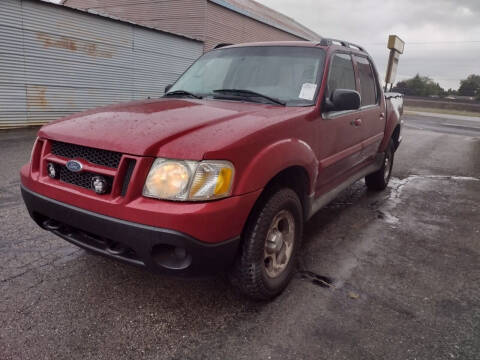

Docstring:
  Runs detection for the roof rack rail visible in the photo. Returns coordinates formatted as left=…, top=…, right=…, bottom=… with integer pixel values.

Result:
left=318, top=38, right=365, bottom=52
left=214, top=43, right=233, bottom=49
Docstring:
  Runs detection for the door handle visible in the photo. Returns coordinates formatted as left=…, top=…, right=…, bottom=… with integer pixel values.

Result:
left=351, top=118, right=362, bottom=127
left=380, top=112, right=385, bottom=119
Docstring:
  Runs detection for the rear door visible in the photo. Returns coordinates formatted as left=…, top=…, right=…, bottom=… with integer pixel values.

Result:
left=315, top=52, right=365, bottom=192
left=352, top=55, right=385, bottom=160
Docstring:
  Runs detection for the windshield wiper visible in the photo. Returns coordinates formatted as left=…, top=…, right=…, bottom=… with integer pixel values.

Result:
left=164, top=90, right=202, bottom=99
left=213, top=89, right=285, bottom=106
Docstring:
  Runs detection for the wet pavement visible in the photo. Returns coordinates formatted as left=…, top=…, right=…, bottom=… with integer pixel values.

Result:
left=1, top=118, right=479, bottom=359
left=405, top=111, right=480, bottom=136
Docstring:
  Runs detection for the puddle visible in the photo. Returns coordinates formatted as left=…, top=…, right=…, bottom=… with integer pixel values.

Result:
left=376, top=210, right=399, bottom=225
left=375, top=174, right=479, bottom=228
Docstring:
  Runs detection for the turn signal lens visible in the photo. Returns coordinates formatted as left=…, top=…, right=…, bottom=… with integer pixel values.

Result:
left=189, top=161, right=234, bottom=200
left=214, top=167, right=233, bottom=195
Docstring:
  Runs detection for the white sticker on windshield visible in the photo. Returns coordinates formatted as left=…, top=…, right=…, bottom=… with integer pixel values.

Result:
left=299, top=83, right=317, bottom=100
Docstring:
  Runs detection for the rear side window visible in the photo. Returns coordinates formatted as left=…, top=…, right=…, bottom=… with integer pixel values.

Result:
left=327, top=53, right=356, bottom=98
left=355, top=56, right=378, bottom=106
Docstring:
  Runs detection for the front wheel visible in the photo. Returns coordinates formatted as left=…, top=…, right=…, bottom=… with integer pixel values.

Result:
left=229, top=188, right=303, bottom=300
left=365, top=139, right=395, bottom=191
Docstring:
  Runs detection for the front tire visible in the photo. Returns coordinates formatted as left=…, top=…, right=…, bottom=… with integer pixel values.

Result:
left=365, top=139, right=395, bottom=191
left=230, top=188, right=303, bottom=300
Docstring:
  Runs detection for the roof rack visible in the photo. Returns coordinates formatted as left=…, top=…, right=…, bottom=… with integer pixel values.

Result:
left=318, top=38, right=366, bottom=52
left=214, top=43, right=233, bottom=49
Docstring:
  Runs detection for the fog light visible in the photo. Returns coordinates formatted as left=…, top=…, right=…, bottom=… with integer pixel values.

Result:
left=151, top=244, right=192, bottom=270
left=47, top=162, right=58, bottom=178
left=91, top=176, right=108, bottom=194
left=174, top=247, right=188, bottom=260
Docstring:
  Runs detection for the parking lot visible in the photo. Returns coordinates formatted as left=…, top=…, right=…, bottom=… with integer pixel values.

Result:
left=1, top=115, right=479, bottom=359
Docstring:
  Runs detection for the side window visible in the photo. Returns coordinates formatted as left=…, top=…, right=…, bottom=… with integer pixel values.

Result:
left=327, top=53, right=356, bottom=99
left=354, top=56, right=378, bottom=106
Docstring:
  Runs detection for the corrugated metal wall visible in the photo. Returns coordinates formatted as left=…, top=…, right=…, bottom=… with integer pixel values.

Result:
left=63, top=0, right=315, bottom=53
left=64, top=0, right=207, bottom=42
left=204, top=1, right=303, bottom=52
left=208, top=0, right=320, bottom=40
left=0, top=0, right=203, bottom=129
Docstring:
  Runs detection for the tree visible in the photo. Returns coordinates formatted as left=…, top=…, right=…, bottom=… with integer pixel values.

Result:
left=458, top=74, right=480, bottom=97
left=446, top=88, right=458, bottom=96
left=393, top=74, right=445, bottom=97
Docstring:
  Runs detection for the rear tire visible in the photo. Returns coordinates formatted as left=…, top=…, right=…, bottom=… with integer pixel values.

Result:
left=365, top=139, right=394, bottom=191
left=229, top=188, right=303, bottom=300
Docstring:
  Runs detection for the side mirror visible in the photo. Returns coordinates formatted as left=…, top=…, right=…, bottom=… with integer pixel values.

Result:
left=325, top=89, right=361, bottom=112
left=164, top=84, right=172, bottom=94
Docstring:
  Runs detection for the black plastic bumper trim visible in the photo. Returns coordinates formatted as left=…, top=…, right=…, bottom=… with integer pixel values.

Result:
left=21, top=185, right=240, bottom=276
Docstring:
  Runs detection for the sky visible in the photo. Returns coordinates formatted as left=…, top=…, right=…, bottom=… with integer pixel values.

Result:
left=257, top=0, right=480, bottom=90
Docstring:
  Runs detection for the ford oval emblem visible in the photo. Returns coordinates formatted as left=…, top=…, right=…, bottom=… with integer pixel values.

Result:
left=66, top=160, right=83, bottom=172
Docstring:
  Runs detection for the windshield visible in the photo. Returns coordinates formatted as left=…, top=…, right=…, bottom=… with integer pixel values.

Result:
left=168, top=46, right=326, bottom=106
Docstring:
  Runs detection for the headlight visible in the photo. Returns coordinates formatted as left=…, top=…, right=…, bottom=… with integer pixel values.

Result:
left=143, top=158, right=234, bottom=201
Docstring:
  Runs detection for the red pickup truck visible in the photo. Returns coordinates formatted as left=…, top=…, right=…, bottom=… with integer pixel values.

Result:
left=21, top=39, right=403, bottom=300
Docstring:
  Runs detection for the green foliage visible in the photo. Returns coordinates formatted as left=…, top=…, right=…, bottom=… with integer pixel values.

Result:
left=458, top=74, right=480, bottom=97
left=393, top=74, right=445, bottom=97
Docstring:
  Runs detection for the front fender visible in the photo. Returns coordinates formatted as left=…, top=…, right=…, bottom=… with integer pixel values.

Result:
left=234, top=138, right=318, bottom=195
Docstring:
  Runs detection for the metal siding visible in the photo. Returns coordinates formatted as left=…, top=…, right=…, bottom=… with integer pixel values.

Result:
left=133, top=26, right=203, bottom=60
left=0, top=0, right=26, bottom=125
left=0, top=84, right=27, bottom=113
left=81, top=0, right=205, bottom=20
left=208, top=0, right=319, bottom=40
left=0, top=0, right=23, bottom=28
left=205, top=2, right=303, bottom=51
left=25, top=86, right=133, bottom=113
left=65, top=0, right=140, bottom=7
left=0, top=0, right=203, bottom=129
left=64, top=0, right=207, bottom=41
left=63, top=0, right=320, bottom=42
left=138, top=18, right=206, bottom=40
left=24, top=1, right=133, bottom=47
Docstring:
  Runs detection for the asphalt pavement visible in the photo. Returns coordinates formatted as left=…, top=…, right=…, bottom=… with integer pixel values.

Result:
left=1, top=113, right=479, bottom=359
left=404, top=111, right=480, bottom=136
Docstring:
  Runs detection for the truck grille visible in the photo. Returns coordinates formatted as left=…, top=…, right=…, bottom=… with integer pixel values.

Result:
left=59, top=166, right=113, bottom=193
left=51, top=141, right=122, bottom=169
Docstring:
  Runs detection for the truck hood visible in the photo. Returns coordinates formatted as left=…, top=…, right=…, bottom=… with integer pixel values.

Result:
left=39, top=98, right=309, bottom=158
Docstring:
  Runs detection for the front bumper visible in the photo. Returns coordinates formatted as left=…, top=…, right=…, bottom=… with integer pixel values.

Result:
left=21, top=185, right=240, bottom=276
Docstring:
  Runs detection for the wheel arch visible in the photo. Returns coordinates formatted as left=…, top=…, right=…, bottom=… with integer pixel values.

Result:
left=234, top=138, right=317, bottom=222
left=391, top=124, right=401, bottom=151
left=262, top=165, right=311, bottom=220
left=234, top=138, right=317, bottom=196
left=242, top=165, right=312, bottom=235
